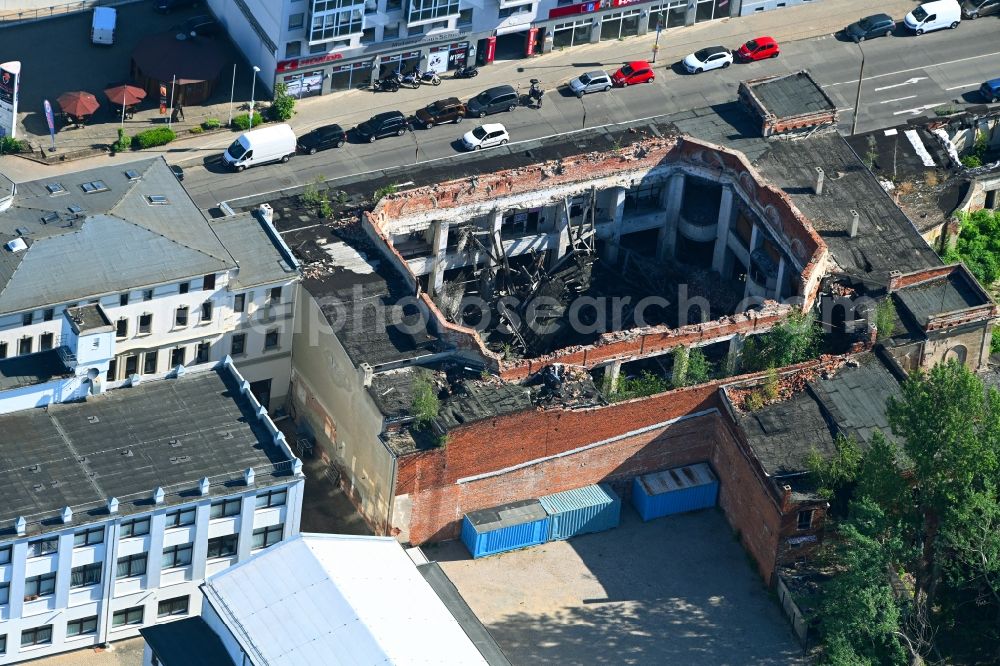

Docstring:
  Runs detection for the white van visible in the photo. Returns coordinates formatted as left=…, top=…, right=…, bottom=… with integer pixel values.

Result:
left=904, top=0, right=961, bottom=34
left=223, top=124, right=297, bottom=172
left=91, top=7, right=116, bottom=45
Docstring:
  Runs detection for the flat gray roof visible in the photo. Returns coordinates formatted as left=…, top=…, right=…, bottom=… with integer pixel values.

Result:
left=895, top=269, right=988, bottom=328
left=209, top=211, right=297, bottom=289
left=0, top=366, right=294, bottom=540
left=747, top=71, right=836, bottom=120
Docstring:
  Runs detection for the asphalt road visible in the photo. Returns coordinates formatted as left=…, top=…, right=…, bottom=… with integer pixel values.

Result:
left=124, top=19, right=1000, bottom=209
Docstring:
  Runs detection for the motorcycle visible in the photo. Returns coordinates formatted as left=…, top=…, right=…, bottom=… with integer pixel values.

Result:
left=527, top=79, right=544, bottom=109
left=417, top=69, right=442, bottom=86
left=373, top=77, right=399, bottom=93
left=397, top=70, right=420, bottom=89
left=454, top=65, right=479, bottom=79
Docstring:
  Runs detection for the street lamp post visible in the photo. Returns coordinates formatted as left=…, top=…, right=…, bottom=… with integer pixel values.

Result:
left=227, top=63, right=237, bottom=127
left=249, top=65, right=261, bottom=128
left=652, top=20, right=662, bottom=64
left=850, top=41, right=866, bottom=136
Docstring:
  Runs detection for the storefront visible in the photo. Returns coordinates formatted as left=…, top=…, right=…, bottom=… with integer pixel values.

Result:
left=282, top=70, right=324, bottom=98
left=378, top=50, right=423, bottom=79
left=427, top=41, right=470, bottom=73
left=600, top=8, right=641, bottom=40
left=552, top=18, right=593, bottom=48
left=696, top=0, right=731, bottom=21
left=647, top=0, right=687, bottom=30
left=327, top=61, right=373, bottom=92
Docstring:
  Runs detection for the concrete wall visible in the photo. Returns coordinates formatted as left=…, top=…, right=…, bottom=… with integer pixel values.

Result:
left=289, top=289, right=397, bottom=533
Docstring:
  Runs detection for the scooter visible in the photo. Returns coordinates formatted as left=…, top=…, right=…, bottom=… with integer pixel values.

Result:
left=373, top=77, right=399, bottom=92
left=527, top=79, right=544, bottom=109
left=454, top=65, right=479, bottom=79
left=397, top=70, right=420, bottom=89
left=418, top=69, right=442, bottom=86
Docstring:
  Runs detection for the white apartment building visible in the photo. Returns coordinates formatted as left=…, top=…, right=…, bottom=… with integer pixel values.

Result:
left=0, top=357, right=305, bottom=665
left=207, top=0, right=749, bottom=97
left=0, top=158, right=298, bottom=412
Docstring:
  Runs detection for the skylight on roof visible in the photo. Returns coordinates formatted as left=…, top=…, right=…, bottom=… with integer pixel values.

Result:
left=67, top=205, right=84, bottom=216
left=81, top=180, right=109, bottom=194
left=146, top=195, right=169, bottom=205
left=15, top=227, right=29, bottom=236
left=124, top=169, right=141, bottom=181
left=40, top=212, right=59, bottom=224
left=46, top=183, right=66, bottom=195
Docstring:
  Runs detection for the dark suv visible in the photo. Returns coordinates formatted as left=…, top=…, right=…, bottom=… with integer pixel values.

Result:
left=466, top=85, right=518, bottom=118
left=356, top=111, right=409, bottom=142
left=415, top=98, right=466, bottom=128
left=844, top=14, right=895, bottom=41
left=298, top=124, right=347, bottom=153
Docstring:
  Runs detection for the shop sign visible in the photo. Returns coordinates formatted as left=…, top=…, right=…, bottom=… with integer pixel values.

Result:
left=0, top=61, right=20, bottom=139
left=548, top=0, right=647, bottom=19
left=277, top=52, right=344, bottom=74
left=283, top=70, right=324, bottom=98
left=526, top=27, right=539, bottom=56
left=364, top=29, right=462, bottom=54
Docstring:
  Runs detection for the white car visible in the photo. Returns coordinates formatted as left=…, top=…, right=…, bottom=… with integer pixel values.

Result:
left=682, top=46, right=733, bottom=74
left=462, top=123, right=509, bottom=151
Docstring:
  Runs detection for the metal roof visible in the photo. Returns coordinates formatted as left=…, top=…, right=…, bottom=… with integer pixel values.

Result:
left=637, top=463, right=717, bottom=495
left=200, top=533, right=490, bottom=666
left=209, top=212, right=297, bottom=289
left=464, top=499, right=548, bottom=533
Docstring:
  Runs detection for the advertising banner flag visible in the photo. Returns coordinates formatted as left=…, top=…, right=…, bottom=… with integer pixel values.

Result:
left=159, top=83, right=168, bottom=115
left=43, top=99, right=55, bottom=151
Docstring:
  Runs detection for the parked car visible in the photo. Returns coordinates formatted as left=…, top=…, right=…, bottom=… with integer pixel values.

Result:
left=682, top=46, right=733, bottom=74
left=415, top=97, right=466, bottom=127
left=356, top=111, right=409, bottom=142
left=169, top=165, right=184, bottom=181
left=735, top=36, right=780, bottom=61
left=981, top=78, right=1000, bottom=102
left=297, top=124, right=346, bottom=154
left=462, top=123, right=510, bottom=151
left=904, top=0, right=961, bottom=34
left=568, top=70, right=612, bottom=98
left=176, top=15, right=221, bottom=37
left=466, top=86, right=519, bottom=118
left=611, top=61, right=654, bottom=87
left=223, top=124, right=297, bottom=172
left=154, top=0, right=200, bottom=12
left=961, top=0, right=1000, bottom=18
left=844, top=14, right=896, bottom=41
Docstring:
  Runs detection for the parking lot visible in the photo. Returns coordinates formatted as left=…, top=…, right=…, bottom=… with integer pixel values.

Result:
left=432, top=507, right=808, bottom=666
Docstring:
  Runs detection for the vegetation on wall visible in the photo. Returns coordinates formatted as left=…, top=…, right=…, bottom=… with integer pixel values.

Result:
left=742, top=311, right=820, bottom=373
left=943, top=209, right=1000, bottom=286
left=410, top=370, right=440, bottom=431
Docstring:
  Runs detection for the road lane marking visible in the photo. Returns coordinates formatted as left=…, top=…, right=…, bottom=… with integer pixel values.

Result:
left=822, top=51, right=1000, bottom=87
left=879, top=95, right=917, bottom=104
left=893, top=102, right=947, bottom=116
left=944, top=83, right=978, bottom=91
left=873, top=77, right=927, bottom=92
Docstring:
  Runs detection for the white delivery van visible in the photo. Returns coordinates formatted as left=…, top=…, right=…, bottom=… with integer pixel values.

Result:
left=904, top=0, right=962, bottom=34
left=223, top=124, right=297, bottom=172
left=91, top=7, right=117, bottom=45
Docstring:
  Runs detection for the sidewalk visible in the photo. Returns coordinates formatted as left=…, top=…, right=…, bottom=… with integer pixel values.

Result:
left=6, top=0, right=919, bottom=175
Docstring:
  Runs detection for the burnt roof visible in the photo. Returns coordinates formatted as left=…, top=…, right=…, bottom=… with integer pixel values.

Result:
left=894, top=269, right=988, bottom=328
left=745, top=71, right=836, bottom=120
left=809, top=353, right=901, bottom=445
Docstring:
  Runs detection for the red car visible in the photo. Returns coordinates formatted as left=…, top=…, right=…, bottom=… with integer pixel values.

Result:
left=736, top=36, right=780, bottom=61
left=612, top=61, right=655, bottom=87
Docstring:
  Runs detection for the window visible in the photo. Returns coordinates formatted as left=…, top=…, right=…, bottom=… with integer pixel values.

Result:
left=107, top=358, right=117, bottom=381
left=458, top=7, right=472, bottom=24
left=22, top=312, right=33, bottom=326
left=309, top=42, right=327, bottom=54
left=210, top=498, right=242, bottom=519
left=170, top=347, right=186, bottom=367
left=165, top=507, right=196, bottom=528
left=161, top=543, right=193, bottom=569
left=256, top=488, right=287, bottom=509
left=231, top=333, right=246, bottom=356
left=196, top=341, right=211, bottom=364
left=264, top=329, right=279, bottom=350
left=175, top=306, right=189, bottom=327
left=116, top=318, right=128, bottom=339
left=116, top=552, right=148, bottom=579
left=120, top=293, right=130, bottom=306
left=201, top=301, right=213, bottom=322
left=383, top=22, right=400, bottom=38
left=0, top=582, right=8, bottom=605
left=70, top=563, right=102, bottom=588
left=203, top=273, right=216, bottom=290
left=26, top=537, right=58, bottom=558
left=43, top=308, right=54, bottom=322
left=18, top=337, right=32, bottom=355
left=124, top=355, right=138, bottom=377
left=233, top=293, right=246, bottom=313
left=407, top=0, right=459, bottom=23
left=20, top=624, right=52, bottom=647
left=158, top=595, right=189, bottom=618
left=179, top=282, right=190, bottom=295
left=0, top=633, right=7, bottom=654
left=285, top=41, right=301, bottom=58
left=269, top=286, right=282, bottom=303
left=797, top=510, right=815, bottom=530
left=143, top=289, right=153, bottom=302
left=207, top=534, right=239, bottom=559
left=81, top=180, right=109, bottom=194
left=361, top=27, right=375, bottom=43
left=121, top=517, right=150, bottom=538
left=252, top=524, right=283, bottom=550
left=24, top=573, right=56, bottom=600
left=0, top=342, right=6, bottom=359
left=66, top=616, right=98, bottom=637
left=139, top=313, right=152, bottom=334
left=143, top=351, right=158, bottom=374
left=0, top=545, right=10, bottom=565
left=288, top=12, right=304, bottom=29
left=112, top=606, right=144, bottom=628
left=39, top=332, right=53, bottom=351
left=74, top=526, right=104, bottom=547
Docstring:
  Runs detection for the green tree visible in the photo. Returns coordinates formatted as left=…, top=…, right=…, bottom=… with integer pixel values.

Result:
left=686, top=348, right=711, bottom=385
left=807, top=433, right=862, bottom=506
left=269, top=82, right=296, bottom=122
left=742, top=311, right=819, bottom=372
left=943, top=209, right=1000, bottom=286
left=410, top=371, right=440, bottom=430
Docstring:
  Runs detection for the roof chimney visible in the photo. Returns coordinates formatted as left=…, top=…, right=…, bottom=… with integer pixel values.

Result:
left=108, top=497, right=119, bottom=514
left=61, top=506, right=73, bottom=524
left=359, top=362, right=374, bottom=388
left=849, top=209, right=859, bottom=238
left=153, top=487, right=165, bottom=504
left=15, top=516, right=26, bottom=536
left=244, top=468, right=255, bottom=486
left=258, top=203, right=274, bottom=225
left=814, top=167, right=825, bottom=196
left=199, top=477, right=210, bottom=496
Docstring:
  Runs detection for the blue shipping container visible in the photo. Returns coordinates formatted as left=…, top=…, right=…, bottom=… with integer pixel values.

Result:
left=461, top=499, right=550, bottom=558
left=632, top=463, right=719, bottom=522
left=539, top=484, right=621, bottom=541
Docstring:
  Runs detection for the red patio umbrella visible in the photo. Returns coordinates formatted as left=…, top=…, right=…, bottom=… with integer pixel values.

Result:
left=104, top=84, right=146, bottom=106
left=56, top=91, right=100, bottom=117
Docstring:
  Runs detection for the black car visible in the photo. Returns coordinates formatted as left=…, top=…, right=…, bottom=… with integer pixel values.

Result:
left=466, top=85, right=518, bottom=118
left=298, top=124, right=347, bottom=154
left=176, top=15, right=221, bottom=37
left=169, top=165, right=184, bottom=181
left=844, top=14, right=895, bottom=41
left=155, top=0, right=200, bottom=13
left=356, top=111, right=409, bottom=143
